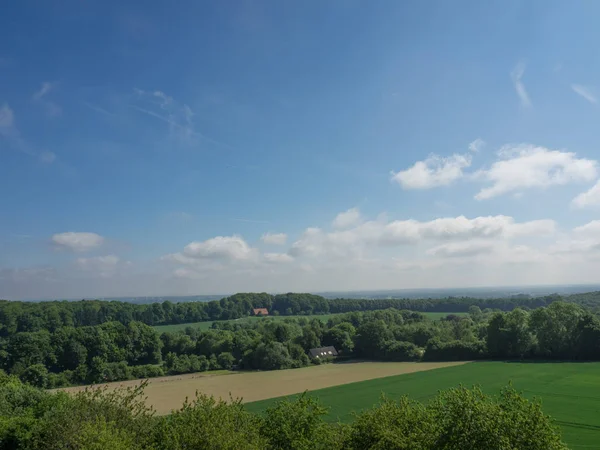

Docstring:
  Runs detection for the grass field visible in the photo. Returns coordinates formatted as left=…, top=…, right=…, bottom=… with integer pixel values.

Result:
left=245, top=361, right=600, bottom=450
left=152, top=311, right=467, bottom=333
left=58, top=361, right=466, bottom=415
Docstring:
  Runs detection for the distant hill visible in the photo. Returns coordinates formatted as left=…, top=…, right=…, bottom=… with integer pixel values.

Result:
left=18, top=283, right=600, bottom=304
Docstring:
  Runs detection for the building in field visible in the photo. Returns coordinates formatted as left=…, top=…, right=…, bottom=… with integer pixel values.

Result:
left=309, top=346, right=338, bottom=359
left=252, top=308, right=269, bottom=316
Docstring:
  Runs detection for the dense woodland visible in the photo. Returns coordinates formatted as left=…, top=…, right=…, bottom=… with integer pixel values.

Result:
left=3, top=291, right=600, bottom=337
left=2, top=294, right=600, bottom=388
left=0, top=373, right=568, bottom=450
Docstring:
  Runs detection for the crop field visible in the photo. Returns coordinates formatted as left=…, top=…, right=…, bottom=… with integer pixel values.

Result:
left=245, top=361, right=600, bottom=450
left=152, top=311, right=466, bottom=333
left=58, top=361, right=466, bottom=415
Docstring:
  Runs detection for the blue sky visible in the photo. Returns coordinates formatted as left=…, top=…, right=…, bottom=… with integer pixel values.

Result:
left=3, top=1, right=600, bottom=299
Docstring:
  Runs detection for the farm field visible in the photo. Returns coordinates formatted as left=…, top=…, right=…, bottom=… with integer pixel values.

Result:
left=420, top=311, right=468, bottom=320
left=57, top=361, right=466, bottom=415
left=152, top=314, right=340, bottom=333
left=245, top=361, right=600, bottom=450
left=152, top=311, right=467, bottom=333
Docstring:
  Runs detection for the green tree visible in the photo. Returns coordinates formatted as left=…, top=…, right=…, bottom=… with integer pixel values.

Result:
left=529, top=302, right=584, bottom=358
left=19, top=364, right=49, bottom=389
left=153, top=394, right=266, bottom=449
left=247, top=342, right=294, bottom=370
left=217, top=352, right=236, bottom=370
left=261, top=393, right=345, bottom=450
left=296, top=328, right=321, bottom=352
left=354, top=320, right=392, bottom=358
left=323, top=325, right=355, bottom=354
left=428, top=386, right=567, bottom=450
left=346, top=395, right=435, bottom=449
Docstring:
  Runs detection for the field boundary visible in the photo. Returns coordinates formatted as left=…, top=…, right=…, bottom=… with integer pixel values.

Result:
left=56, top=361, right=469, bottom=415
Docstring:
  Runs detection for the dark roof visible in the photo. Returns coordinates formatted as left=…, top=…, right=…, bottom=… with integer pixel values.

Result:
left=309, top=346, right=338, bottom=358
left=252, top=308, right=269, bottom=315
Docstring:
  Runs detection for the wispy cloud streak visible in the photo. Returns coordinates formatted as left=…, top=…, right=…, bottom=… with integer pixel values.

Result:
left=510, top=61, right=532, bottom=108
left=32, top=82, right=61, bottom=117
left=571, top=84, right=597, bottom=104
left=84, top=102, right=116, bottom=117
left=131, top=89, right=233, bottom=150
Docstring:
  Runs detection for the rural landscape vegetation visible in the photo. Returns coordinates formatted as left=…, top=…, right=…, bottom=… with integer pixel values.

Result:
left=4, top=1, right=600, bottom=449
left=2, top=291, right=600, bottom=448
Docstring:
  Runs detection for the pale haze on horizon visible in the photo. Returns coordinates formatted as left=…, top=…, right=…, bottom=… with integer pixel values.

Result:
left=3, top=1, right=600, bottom=300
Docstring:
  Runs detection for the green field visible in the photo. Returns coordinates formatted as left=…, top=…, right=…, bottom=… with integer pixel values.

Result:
left=420, top=311, right=467, bottom=320
left=245, top=361, right=600, bottom=450
left=153, top=311, right=466, bottom=333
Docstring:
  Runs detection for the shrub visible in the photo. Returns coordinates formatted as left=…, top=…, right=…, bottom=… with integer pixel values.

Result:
left=217, top=352, right=236, bottom=370
left=345, top=385, right=567, bottom=450
left=19, top=364, right=49, bottom=388
left=423, top=338, right=487, bottom=361
left=26, top=382, right=156, bottom=450
left=346, top=396, right=436, bottom=449
left=152, top=394, right=265, bottom=449
left=382, top=340, right=423, bottom=361
left=260, top=393, right=346, bottom=450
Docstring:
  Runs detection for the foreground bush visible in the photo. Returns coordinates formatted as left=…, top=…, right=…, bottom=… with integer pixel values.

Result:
left=347, top=385, right=567, bottom=450
left=153, top=395, right=266, bottom=450
left=260, top=393, right=347, bottom=450
left=0, top=373, right=568, bottom=450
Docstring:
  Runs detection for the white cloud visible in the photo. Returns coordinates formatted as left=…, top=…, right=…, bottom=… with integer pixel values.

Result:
left=263, top=253, right=294, bottom=263
left=426, top=241, right=496, bottom=258
left=545, top=220, right=600, bottom=256
left=506, top=219, right=556, bottom=238
left=52, top=232, right=104, bottom=252
left=468, top=138, right=485, bottom=153
left=571, top=84, right=597, bottom=104
left=474, top=144, right=597, bottom=200
left=391, top=153, right=471, bottom=189
left=419, top=216, right=555, bottom=240
left=8, top=208, right=600, bottom=299
left=332, top=207, right=362, bottom=229
left=288, top=215, right=555, bottom=260
left=183, top=235, right=257, bottom=261
left=172, top=267, right=202, bottom=279
left=511, top=61, right=532, bottom=108
left=289, top=228, right=327, bottom=258
left=76, top=255, right=121, bottom=277
left=163, top=236, right=294, bottom=280
left=160, top=252, right=198, bottom=265
left=261, top=232, right=287, bottom=245
left=574, top=220, right=600, bottom=236
left=572, top=180, right=600, bottom=208
left=549, top=239, right=600, bottom=255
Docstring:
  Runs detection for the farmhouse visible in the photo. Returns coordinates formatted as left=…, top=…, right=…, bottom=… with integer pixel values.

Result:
left=309, top=346, right=339, bottom=359
left=252, top=308, right=269, bottom=316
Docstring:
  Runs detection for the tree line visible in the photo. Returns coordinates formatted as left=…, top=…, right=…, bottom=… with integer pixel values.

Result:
left=0, top=372, right=568, bottom=449
left=3, top=290, right=599, bottom=338
left=3, top=301, right=600, bottom=389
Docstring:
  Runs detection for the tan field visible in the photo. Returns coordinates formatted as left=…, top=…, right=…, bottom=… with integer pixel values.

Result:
left=57, top=361, right=468, bottom=414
